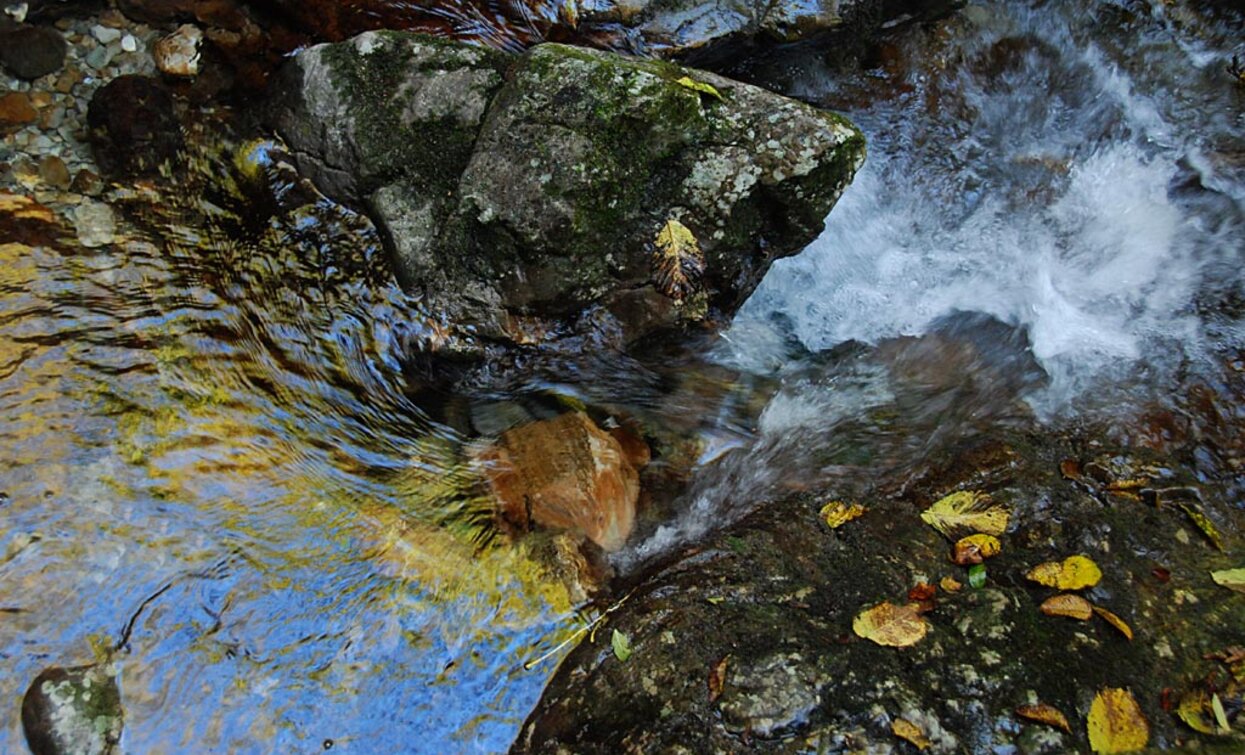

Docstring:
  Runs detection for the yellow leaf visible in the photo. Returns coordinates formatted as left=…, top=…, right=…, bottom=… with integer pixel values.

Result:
left=1015, top=703, right=1072, bottom=732
left=952, top=533, right=1001, bottom=565
left=940, top=576, right=963, bottom=593
left=891, top=717, right=931, bottom=750
left=820, top=500, right=866, bottom=529
left=1211, top=568, right=1245, bottom=594
left=1092, top=606, right=1134, bottom=640
left=1212, top=693, right=1229, bottom=733
left=852, top=602, right=929, bottom=648
left=651, top=218, right=704, bottom=302
left=675, top=75, right=723, bottom=100
left=1179, top=502, right=1225, bottom=550
left=1025, top=555, right=1103, bottom=590
left=1040, top=593, right=1093, bottom=620
left=920, top=491, right=1009, bottom=540
left=1177, top=688, right=1230, bottom=735
left=1088, top=688, right=1149, bottom=753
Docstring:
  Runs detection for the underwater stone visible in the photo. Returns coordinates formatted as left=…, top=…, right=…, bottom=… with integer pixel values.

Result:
left=0, top=24, right=67, bottom=79
left=21, top=664, right=123, bottom=755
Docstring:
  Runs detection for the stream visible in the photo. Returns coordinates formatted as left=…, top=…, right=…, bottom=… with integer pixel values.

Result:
left=1, top=0, right=1242, bottom=752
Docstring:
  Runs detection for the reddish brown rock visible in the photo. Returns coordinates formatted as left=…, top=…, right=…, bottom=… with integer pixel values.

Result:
left=478, top=412, right=645, bottom=552
left=0, top=93, right=38, bottom=133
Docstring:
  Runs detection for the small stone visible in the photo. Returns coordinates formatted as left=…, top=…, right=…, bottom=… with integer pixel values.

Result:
left=91, top=24, right=121, bottom=44
left=5, top=3, right=28, bottom=23
left=12, top=158, right=39, bottom=189
left=69, top=168, right=103, bottom=196
left=72, top=199, right=115, bottom=247
left=120, top=34, right=138, bottom=53
left=38, top=104, right=65, bottom=130
left=0, top=92, right=38, bottom=130
left=84, top=44, right=114, bottom=71
left=153, top=24, right=201, bottom=78
left=0, top=24, right=68, bottom=80
left=28, top=91, right=53, bottom=109
left=38, top=155, right=71, bottom=189
left=22, top=664, right=123, bottom=755
left=54, top=67, right=81, bottom=93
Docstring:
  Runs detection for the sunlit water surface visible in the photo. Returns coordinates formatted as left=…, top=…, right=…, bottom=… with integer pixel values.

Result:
left=2, top=0, right=1243, bottom=751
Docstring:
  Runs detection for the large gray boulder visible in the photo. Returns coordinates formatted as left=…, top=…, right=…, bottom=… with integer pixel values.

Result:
left=269, top=31, right=864, bottom=344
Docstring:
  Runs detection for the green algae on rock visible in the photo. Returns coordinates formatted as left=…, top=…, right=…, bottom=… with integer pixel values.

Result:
left=268, top=32, right=865, bottom=347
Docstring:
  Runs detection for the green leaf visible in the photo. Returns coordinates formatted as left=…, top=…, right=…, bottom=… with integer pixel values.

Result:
left=611, top=629, right=632, bottom=662
left=968, top=564, right=987, bottom=589
left=1212, top=694, right=1229, bottom=733
left=675, top=75, right=722, bottom=100
left=1211, top=568, right=1245, bottom=594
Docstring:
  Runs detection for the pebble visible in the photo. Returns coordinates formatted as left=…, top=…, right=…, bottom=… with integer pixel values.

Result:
left=73, top=200, right=116, bottom=248
left=121, top=34, right=139, bottom=53
left=38, top=155, right=71, bottom=189
left=84, top=44, right=114, bottom=71
left=70, top=169, right=103, bottom=196
left=0, top=24, right=68, bottom=80
left=0, top=92, right=38, bottom=128
left=91, top=25, right=121, bottom=44
left=154, top=24, right=202, bottom=78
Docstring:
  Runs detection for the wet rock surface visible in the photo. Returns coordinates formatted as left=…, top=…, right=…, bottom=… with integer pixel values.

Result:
left=269, top=31, right=864, bottom=346
left=21, top=665, right=123, bottom=755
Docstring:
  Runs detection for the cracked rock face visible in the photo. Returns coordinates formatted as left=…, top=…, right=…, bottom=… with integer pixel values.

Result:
left=268, top=31, right=864, bottom=346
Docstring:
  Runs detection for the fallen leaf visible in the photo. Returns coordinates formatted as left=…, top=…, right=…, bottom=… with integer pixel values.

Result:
left=852, top=602, right=929, bottom=648
left=908, top=583, right=937, bottom=602
left=921, top=491, right=1010, bottom=539
left=1015, top=703, right=1072, bottom=733
left=1151, top=567, right=1171, bottom=583
left=708, top=655, right=729, bottom=702
left=967, top=564, right=987, bottom=589
left=675, top=75, right=723, bottom=100
left=1026, top=555, right=1103, bottom=590
left=891, top=718, right=931, bottom=750
left=1177, top=689, right=1230, bottom=735
left=940, top=576, right=963, bottom=593
left=706, top=596, right=726, bottom=605
left=952, top=533, right=1002, bottom=565
left=652, top=218, right=704, bottom=302
left=1212, top=693, right=1230, bottom=732
left=1106, top=477, right=1148, bottom=492
left=1210, top=568, right=1245, bottom=594
left=1178, top=501, right=1225, bottom=551
left=1088, top=688, right=1149, bottom=753
left=820, top=500, right=866, bottom=529
left=1059, top=459, right=1084, bottom=481
left=1040, top=593, right=1093, bottom=620
left=611, top=629, right=632, bottom=662
left=1092, top=606, right=1134, bottom=640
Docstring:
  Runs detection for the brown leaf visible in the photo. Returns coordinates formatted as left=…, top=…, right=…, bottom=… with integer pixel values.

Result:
left=1151, top=567, right=1171, bottom=583
left=1015, top=703, right=1072, bottom=733
left=1088, top=688, right=1149, bottom=753
left=708, top=654, right=730, bottom=703
left=1040, top=593, right=1093, bottom=620
left=1059, top=459, right=1084, bottom=481
left=1092, top=606, right=1134, bottom=640
left=952, top=533, right=1001, bottom=565
left=852, top=602, right=929, bottom=648
left=651, top=218, right=704, bottom=302
left=908, top=583, right=937, bottom=602
left=1026, top=555, right=1103, bottom=590
left=891, top=718, right=931, bottom=750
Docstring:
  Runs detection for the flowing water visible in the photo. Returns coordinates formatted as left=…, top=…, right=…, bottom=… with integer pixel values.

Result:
left=1, top=0, right=1243, bottom=751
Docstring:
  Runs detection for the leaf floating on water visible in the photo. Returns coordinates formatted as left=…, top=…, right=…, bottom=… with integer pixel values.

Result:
left=1179, top=502, right=1225, bottom=550
left=1092, top=606, right=1134, bottom=640
left=920, top=491, right=1009, bottom=540
left=651, top=218, right=705, bottom=303
left=891, top=717, right=931, bottom=750
left=1025, top=555, right=1103, bottom=590
left=611, top=629, right=632, bottom=662
left=1016, top=703, right=1072, bottom=733
left=1088, top=688, right=1149, bottom=753
left=674, top=75, right=723, bottom=100
left=852, top=602, right=929, bottom=648
left=1210, top=568, right=1245, bottom=594
left=708, top=655, right=730, bottom=703
left=967, top=564, right=987, bottom=589
left=952, top=533, right=1001, bottom=565
left=1040, top=593, right=1093, bottom=620
left=820, top=500, right=866, bottom=529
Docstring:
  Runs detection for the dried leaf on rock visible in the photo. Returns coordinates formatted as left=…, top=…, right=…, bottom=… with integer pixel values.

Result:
left=853, top=601, right=929, bottom=648
left=1092, top=606, right=1134, bottom=640
left=1016, top=703, right=1072, bottom=732
left=921, top=491, right=1009, bottom=539
left=1088, top=688, right=1149, bottom=753
left=1210, top=568, right=1245, bottom=594
left=820, top=500, right=865, bottom=529
left=891, top=718, right=931, bottom=750
left=1026, top=555, right=1103, bottom=590
left=908, top=583, right=937, bottom=602
left=1059, top=459, right=1084, bottom=481
left=708, top=655, right=729, bottom=702
left=611, top=629, right=632, bottom=662
left=940, top=576, right=963, bottom=593
left=1040, top=593, right=1093, bottom=620
left=952, top=533, right=1001, bottom=565
left=1178, top=501, right=1225, bottom=551
left=674, top=75, right=723, bottom=100
left=1177, top=689, right=1230, bottom=735
left=652, top=218, right=704, bottom=302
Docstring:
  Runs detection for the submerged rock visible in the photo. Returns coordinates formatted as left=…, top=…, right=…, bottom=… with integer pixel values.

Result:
left=0, top=24, right=68, bottom=80
left=269, top=31, right=864, bottom=345
left=21, top=664, right=123, bottom=755
left=86, top=75, right=183, bottom=177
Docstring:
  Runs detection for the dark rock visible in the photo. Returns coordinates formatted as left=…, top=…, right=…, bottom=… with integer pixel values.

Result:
left=21, top=664, right=123, bottom=755
left=86, top=75, right=184, bottom=177
left=269, top=32, right=864, bottom=345
left=117, top=0, right=249, bottom=29
left=0, top=24, right=67, bottom=79
left=23, top=0, right=106, bottom=23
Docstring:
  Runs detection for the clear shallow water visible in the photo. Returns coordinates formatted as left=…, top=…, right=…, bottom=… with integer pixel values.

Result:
left=2, top=0, right=1243, bottom=752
